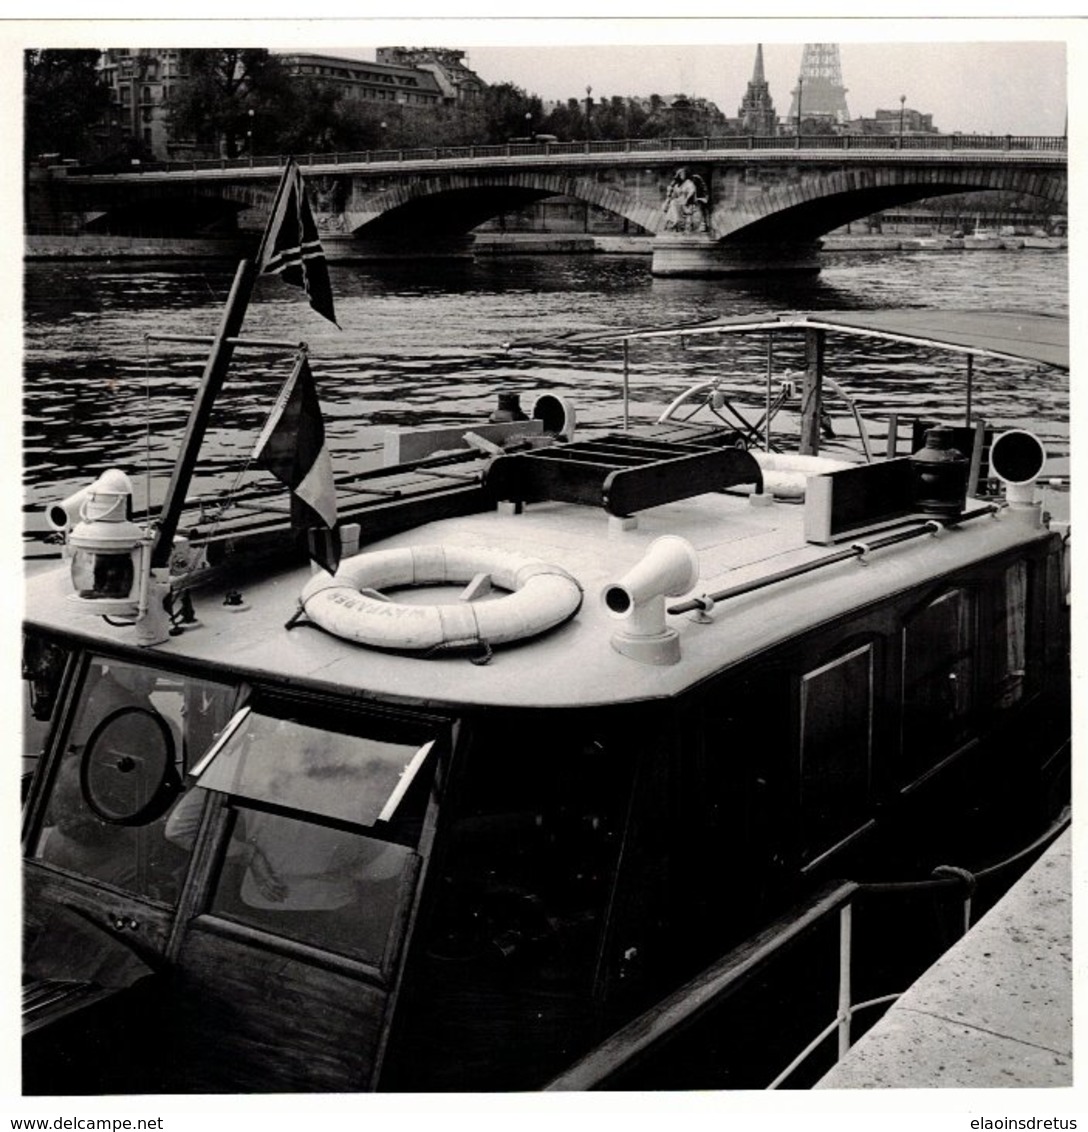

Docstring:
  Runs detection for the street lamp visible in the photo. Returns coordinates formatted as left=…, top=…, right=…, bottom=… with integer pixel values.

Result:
left=899, top=95, right=906, bottom=142
left=796, top=76, right=804, bottom=138
left=525, top=110, right=532, bottom=139
left=247, top=107, right=254, bottom=157
left=380, top=120, right=387, bottom=148
left=585, top=85, right=593, bottom=141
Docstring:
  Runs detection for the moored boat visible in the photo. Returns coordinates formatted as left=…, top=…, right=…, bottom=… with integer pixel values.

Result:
left=962, top=226, right=1003, bottom=250
left=22, top=169, right=1071, bottom=1094
left=1023, top=233, right=1068, bottom=250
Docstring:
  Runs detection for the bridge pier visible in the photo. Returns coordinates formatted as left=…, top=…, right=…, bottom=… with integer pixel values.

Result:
left=651, top=234, right=823, bottom=278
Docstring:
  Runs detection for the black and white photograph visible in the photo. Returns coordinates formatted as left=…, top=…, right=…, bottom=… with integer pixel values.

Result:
left=9, top=13, right=1079, bottom=1128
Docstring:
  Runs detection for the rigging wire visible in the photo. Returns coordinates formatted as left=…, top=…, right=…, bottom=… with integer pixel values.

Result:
left=196, top=345, right=310, bottom=556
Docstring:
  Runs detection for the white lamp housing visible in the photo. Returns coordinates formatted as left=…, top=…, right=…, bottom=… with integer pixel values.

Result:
left=54, top=469, right=170, bottom=645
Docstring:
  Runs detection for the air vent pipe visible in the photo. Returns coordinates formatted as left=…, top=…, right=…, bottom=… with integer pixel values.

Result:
left=601, top=535, right=699, bottom=665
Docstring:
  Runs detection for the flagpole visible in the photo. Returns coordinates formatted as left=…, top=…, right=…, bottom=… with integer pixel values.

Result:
left=152, top=158, right=332, bottom=569
left=254, top=157, right=296, bottom=270
left=151, top=258, right=258, bottom=568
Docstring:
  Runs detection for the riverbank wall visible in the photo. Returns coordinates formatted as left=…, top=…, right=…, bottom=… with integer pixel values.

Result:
left=25, top=231, right=1061, bottom=260
left=24, top=234, right=253, bottom=259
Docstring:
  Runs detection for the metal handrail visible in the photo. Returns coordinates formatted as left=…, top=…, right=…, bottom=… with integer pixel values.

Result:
left=545, top=811, right=1069, bottom=1091
left=61, top=133, right=1068, bottom=178
left=666, top=504, right=1000, bottom=617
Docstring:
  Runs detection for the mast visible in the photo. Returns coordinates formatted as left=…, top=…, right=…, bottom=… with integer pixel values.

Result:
left=799, top=327, right=825, bottom=456
left=150, top=259, right=257, bottom=568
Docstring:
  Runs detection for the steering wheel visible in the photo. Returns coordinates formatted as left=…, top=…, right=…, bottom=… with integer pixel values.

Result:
left=79, top=706, right=180, bottom=826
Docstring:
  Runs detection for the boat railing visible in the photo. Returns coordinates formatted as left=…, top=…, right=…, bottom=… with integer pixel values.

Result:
left=545, top=812, right=1070, bottom=1092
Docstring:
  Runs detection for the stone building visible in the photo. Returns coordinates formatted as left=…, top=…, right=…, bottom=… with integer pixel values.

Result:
left=842, top=106, right=938, bottom=136
left=97, top=49, right=186, bottom=161
left=277, top=53, right=445, bottom=109
left=736, top=44, right=777, bottom=136
left=93, top=47, right=486, bottom=162
left=374, top=47, right=486, bottom=104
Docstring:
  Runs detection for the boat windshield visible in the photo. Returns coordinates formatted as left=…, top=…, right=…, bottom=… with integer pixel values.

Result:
left=30, top=656, right=237, bottom=905
left=184, top=704, right=440, bottom=966
left=189, top=707, right=436, bottom=831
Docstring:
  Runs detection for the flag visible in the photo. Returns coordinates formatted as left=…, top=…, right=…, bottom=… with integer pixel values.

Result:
left=253, top=354, right=340, bottom=574
left=256, top=159, right=338, bottom=327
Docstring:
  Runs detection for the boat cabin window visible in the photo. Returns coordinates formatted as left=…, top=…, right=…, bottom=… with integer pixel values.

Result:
left=422, top=720, right=631, bottom=990
left=185, top=704, right=439, bottom=964
left=900, top=586, right=977, bottom=784
left=189, top=708, right=435, bottom=831
left=995, top=560, right=1029, bottom=708
left=22, top=633, right=70, bottom=798
left=31, top=656, right=236, bottom=905
left=206, top=806, right=413, bottom=965
left=799, top=643, right=874, bottom=863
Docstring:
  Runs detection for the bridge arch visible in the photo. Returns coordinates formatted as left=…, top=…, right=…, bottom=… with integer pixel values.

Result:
left=715, top=162, right=1068, bottom=243
left=344, top=171, right=659, bottom=239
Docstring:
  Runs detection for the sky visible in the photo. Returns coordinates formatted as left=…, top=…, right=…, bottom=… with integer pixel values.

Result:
left=458, top=41, right=1067, bottom=137
left=1, top=16, right=1074, bottom=139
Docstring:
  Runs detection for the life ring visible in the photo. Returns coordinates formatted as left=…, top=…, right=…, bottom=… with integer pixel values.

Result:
left=299, top=544, right=584, bottom=653
left=750, top=451, right=855, bottom=499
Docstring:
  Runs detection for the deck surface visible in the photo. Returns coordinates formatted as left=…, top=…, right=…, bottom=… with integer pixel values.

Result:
left=815, top=828, right=1072, bottom=1089
left=26, top=487, right=1053, bottom=711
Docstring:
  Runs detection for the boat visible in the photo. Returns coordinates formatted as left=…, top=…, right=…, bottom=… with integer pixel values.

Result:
left=22, top=168, right=1071, bottom=1094
left=1023, top=232, right=1068, bottom=250
left=962, top=219, right=1004, bottom=249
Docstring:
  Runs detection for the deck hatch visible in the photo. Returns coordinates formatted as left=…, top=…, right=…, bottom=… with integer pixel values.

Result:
left=484, top=433, right=763, bottom=516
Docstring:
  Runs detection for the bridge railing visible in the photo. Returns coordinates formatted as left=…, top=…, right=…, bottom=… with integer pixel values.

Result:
left=68, top=133, right=1067, bottom=176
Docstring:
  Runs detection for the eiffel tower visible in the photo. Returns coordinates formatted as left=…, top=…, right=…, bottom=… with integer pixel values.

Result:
left=787, top=43, right=850, bottom=125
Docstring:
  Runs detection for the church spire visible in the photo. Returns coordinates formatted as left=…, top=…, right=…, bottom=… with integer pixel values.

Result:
left=738, top=43, right=777, bottom=136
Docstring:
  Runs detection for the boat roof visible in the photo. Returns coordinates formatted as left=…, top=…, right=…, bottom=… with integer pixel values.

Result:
left=545, top=309, right=1069, bottom=372
left=26, top=488, right=1052, bottom=713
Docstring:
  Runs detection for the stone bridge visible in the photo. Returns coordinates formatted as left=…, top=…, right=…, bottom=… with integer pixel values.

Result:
left=49, top=136, right=1067, bottom=276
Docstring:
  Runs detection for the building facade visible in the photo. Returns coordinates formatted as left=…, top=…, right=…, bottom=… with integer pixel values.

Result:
left=97, top=49, right=186, bottom=161
left=374, top=47, right=486, bottom=104
left=842, top=106, right=938, bottom=136
left=278, top=53, right=445, bottom=108
left=94, top=48, right=486, bottom=162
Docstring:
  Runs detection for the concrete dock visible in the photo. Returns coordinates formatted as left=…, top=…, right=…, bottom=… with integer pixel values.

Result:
left=816, top=827, right=1071, bottom=1089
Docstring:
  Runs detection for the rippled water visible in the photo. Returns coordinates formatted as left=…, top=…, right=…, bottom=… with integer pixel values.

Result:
left=23, top=248, right=1069, bottom=542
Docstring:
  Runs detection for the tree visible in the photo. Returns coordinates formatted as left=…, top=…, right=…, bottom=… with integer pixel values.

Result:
left=169, top=49, right=295, bottom=158
left=478, top=82, right=543, bottom=143
left=24, top=50, right=111, bottom=163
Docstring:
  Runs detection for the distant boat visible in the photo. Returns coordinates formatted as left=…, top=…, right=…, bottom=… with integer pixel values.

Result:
left=962, top=219, right=1003, bottom=249
left=1023, top=233, right=1067, bottom=250
left=910, top=235, right=959, bottom=250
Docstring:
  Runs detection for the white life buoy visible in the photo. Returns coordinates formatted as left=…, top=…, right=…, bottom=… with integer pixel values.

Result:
left=750, top=451, right=855, bottom=499
left=299, top=544, right=583, bottom=653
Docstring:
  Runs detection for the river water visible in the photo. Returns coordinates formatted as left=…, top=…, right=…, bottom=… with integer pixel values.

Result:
left=22, top=248, right=1069, bottom=545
